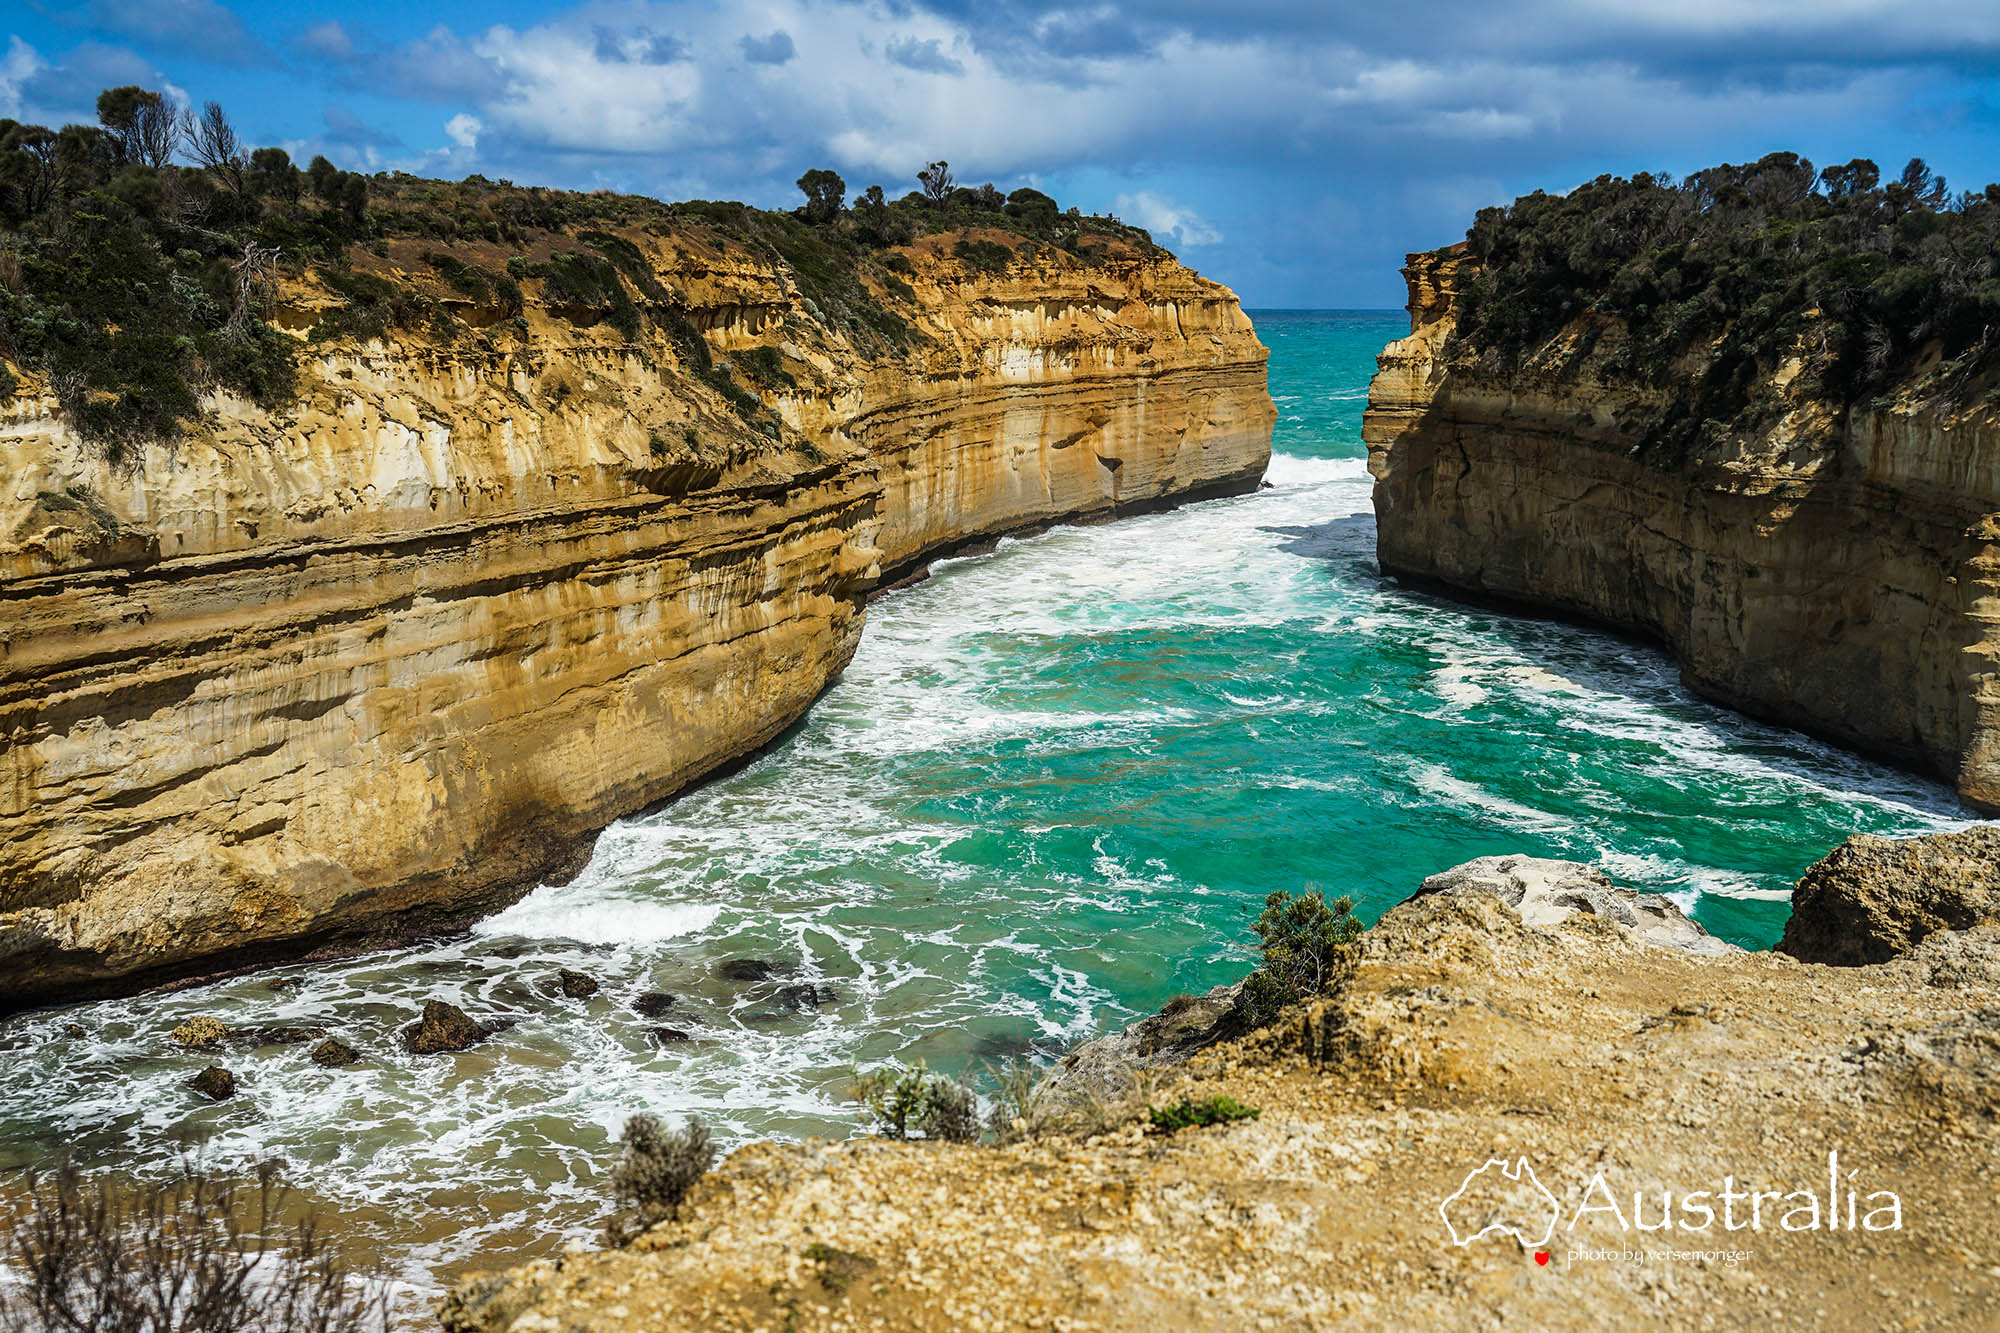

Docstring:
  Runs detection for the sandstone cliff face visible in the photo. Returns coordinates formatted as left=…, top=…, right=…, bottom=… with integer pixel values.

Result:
left=0, top=233, right=1271, bottom=1006
left=1363, top=246, right=2000, bottom=809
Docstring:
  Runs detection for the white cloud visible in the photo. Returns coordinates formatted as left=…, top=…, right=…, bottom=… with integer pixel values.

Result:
left=445, top=112, right=482, bottom=149
left=1114, top=191, right=1222, bottom=247
left=0, top=37, right=45, bottom=120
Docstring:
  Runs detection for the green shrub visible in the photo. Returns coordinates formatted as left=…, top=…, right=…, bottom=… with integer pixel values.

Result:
left=952, top=238, right=1013, bottom=274
left=1238, top=888, right=1363, bottom=1027
left=851, top=1059, right=980, bottom=1142
left=735, top=343, right=793, bottom=388
left=1147, top=1095, right=1261, bottom=1133
left=605, top=1113, right=714, bottom=1245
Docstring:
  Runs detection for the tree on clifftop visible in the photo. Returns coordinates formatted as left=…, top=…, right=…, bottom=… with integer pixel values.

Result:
left=796, top=168, right=845, bottom=225
left=919, top=160, right=953, bottom=207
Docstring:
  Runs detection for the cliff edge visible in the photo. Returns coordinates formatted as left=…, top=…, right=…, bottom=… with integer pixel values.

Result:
left=1364, top=196, right=2000, bottom=811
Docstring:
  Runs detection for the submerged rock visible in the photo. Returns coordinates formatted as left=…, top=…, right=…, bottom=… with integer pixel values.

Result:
left=239, top=1024, right=328, bottom=1047
left=402, top=1000, right=488, bottom=1054
left=170, top=1016, right=231, bottom=1048
left=556, top=969, right=600, bottom=999
left=188, top=1066, right=236, bottom=1101
left=1412, top=855, right=1738, bottom=956
left=1780, top=827, right=2000, bottom=966
left=310, top=1037, right=360, bottom=1067
left=718, top=959, right=778, bottom=983
left=647, top=1027, right=694, bottom=1046
left=633, top=991, right=677, bottom=1017
left=775, top=983, right=837, bottom=1011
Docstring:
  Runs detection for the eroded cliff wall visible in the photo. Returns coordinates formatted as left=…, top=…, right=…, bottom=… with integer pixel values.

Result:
left=0, top=231, right=1271, bottom=1006
left=1363, top=246, right=2000, bottom=810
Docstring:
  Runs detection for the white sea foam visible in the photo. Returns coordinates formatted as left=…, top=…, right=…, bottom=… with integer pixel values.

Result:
left=472, top=888, right=722, bottom=945
left=1263, top=451, right=1370, bottom=488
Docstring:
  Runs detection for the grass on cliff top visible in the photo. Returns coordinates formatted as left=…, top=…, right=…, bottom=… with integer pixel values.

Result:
left=1451, top=151, right=2000, bottom=460
left=1, top=90, right=1164, bottom=455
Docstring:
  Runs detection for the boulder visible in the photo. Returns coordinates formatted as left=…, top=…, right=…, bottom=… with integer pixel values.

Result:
left=776, top=983, right=837, bottom=1011
left=648, top=1027, right=694, bottom=1046
left=718, top=958, right=778, bottom=982
left=189, top=1066, right=236, bottom=1101
left=633, top=991, right=677, bottom=1017
left=401, top=1000, right=488, bottom=1054
left=1043, top=981, right=1245, bottom=1102
left=170, top=1016, right=231, bottom=1048
left=1779, top=828, right=2000, bottom=966
left=1411, top=855, right=1738, bottom=956
left=556, top=969, right=600, bottom=999
left=310, top=1037, right=360, bottom=1067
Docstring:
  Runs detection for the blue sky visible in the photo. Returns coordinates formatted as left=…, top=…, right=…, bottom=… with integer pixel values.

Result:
left=6, top=1, right=2000, bottom=306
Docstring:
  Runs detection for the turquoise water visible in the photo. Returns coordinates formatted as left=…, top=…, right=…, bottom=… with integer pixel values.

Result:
left=0, top=310, right=1975, bottom=1294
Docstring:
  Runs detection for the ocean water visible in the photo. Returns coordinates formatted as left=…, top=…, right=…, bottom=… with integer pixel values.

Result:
left=0, top=309, right=1976, bottom=1300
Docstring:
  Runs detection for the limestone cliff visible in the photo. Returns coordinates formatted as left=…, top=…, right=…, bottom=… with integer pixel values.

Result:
left=0, top=228, right=1271, bottom=1007
left=1363, top=245, right=2000, bottom=809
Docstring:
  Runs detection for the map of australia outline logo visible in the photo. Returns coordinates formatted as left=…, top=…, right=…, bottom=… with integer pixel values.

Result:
left=1439, top=1157, right=1561, bottom=1247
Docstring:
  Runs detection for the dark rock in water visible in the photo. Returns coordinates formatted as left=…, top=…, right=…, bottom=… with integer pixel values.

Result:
left=170, top=1016, right=231, bottom=1048
left=239, top=1024, right=328, bottom=1047
left=647, top=1027, right=694, bottom=1046
left=775, top=983, right=837, bottom=1011
left=1780, top=828, right=2000, bottom=966
left=189, top=1066, right=236, bottom=1101
left=402, top=1000, right=487, bottom=1054
left=487, top=942, right=532, bottom=960
left=61, top=1023, right=86, bottom=1039
left=1043, top=980, right=1246, bottom=1102
left=310, top=1038, right=359, bottom=1067
left=718, top=958, right=779, bottom=982
left=556, top=969, right=600, bottom=999
left=265, top=976, right=302, bottom=991
left=633, top=991, right=677, bottom=1017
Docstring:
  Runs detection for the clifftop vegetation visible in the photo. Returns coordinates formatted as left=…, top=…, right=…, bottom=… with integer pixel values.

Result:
left=0, top=90, right=1160, bottom=457
left=1449, top=152, right=2000, bottom=455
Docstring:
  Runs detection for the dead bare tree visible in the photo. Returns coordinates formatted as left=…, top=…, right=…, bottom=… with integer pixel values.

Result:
left=183, top=100, right=247, bottom=193
left=226, top=242, right=282, bottom=342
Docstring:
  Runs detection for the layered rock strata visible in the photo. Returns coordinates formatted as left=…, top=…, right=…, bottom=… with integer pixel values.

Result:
left=0, top=232, right=1271, bottom=1006
left=1363, top=244, right=2000, bottom=810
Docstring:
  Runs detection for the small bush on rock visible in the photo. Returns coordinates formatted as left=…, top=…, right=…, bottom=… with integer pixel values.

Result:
left=851, top=1059, right=980, bottom=1142
left=0, top=1160, right=388, bottom=1333
left=1147, top=1094, right=1261, bottom=1133
left=606, top=1113, right=714, bottom=1245
left=1239, top=888, right=1363, bottom=1027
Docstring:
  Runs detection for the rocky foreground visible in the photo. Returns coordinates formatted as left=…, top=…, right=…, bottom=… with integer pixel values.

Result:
left=441, top=835, right=2000, bottom=1332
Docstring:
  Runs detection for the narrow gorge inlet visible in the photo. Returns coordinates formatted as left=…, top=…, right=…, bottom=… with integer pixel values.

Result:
left=0, top=313, right=1971, bottom=1305
left=6, top=11, right=2000, bottom=1328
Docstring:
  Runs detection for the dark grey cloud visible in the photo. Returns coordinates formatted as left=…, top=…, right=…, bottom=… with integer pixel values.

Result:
left=885, top=36, right=965, bottom=76
left=739, top=31, right=796, bottom=65
left=595, top=26, right=688, bottom=64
